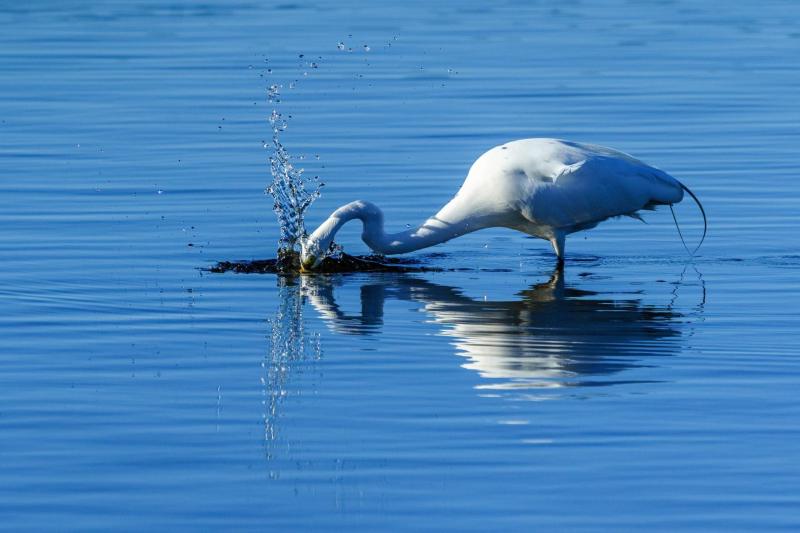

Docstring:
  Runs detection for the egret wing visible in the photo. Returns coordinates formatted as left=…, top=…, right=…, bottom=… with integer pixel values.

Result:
left=523, top=155, right=683, bottom=230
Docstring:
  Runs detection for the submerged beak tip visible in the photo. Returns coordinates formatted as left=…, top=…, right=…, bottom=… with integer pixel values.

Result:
left=300, top=254, right=318, bottom=272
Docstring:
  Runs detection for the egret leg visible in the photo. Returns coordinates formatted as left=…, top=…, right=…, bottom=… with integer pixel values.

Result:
left=550, top=232, right=565, bottom=268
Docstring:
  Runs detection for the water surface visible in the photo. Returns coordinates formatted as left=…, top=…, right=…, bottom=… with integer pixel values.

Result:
left=1, top=1, right=800, bottom=530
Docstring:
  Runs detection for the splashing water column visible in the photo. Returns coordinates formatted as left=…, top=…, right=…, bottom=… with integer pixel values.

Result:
left=265, top=83, right=323, bottom=261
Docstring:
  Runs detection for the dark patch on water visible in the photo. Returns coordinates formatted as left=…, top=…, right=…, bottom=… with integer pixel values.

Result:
left=209, top=251, right=445, bottom=274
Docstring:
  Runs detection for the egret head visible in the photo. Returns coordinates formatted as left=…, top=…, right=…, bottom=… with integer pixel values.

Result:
left=300, top=238, right=321, bottom=271
left=300, top=233, right=333, bottom=271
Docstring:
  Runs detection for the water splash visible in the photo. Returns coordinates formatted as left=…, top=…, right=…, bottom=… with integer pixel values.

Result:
left=265, top=83, right=322, bottom=252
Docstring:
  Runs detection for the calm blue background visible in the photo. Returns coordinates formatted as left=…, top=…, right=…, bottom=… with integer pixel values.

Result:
left=1, top=1, right=799, bottom=530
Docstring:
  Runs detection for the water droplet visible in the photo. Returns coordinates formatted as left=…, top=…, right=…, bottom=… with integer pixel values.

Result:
left=363, top=44, right=370, bottom=52
left=265, top=81, right=323, bottom=253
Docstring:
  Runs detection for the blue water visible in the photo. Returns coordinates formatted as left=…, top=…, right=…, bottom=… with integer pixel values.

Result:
left=2, top=1, right=800, bottom=530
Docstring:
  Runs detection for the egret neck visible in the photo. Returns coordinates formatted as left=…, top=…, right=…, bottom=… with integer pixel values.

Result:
left=301, top=197, right=490, bottom=269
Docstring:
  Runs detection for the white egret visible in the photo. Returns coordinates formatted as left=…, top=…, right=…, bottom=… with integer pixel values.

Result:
left=300, top=138, right=706, bottom=270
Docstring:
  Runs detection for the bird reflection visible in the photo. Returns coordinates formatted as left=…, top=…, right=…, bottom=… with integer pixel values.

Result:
left=262, top=276, right=321, bottom=460
left=302, top=268, right=687, bottom=390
